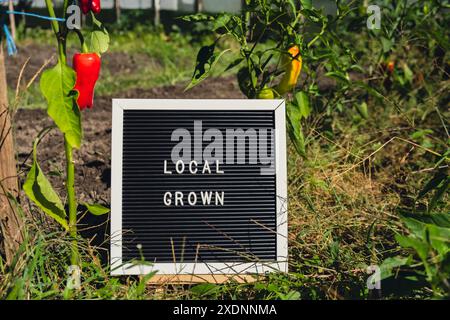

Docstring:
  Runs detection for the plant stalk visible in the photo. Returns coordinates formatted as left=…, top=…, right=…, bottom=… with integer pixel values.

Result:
left=44, top=0, right=60, bottom=36
left=46, top=0, right=78, bottom=268
left=44, top=0, right=66, bottom=63
left=65, top=137, right=79, bottom=266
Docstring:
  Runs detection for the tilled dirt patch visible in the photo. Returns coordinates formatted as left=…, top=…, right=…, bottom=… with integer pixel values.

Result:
left=6, top=43, right=156, bottom=87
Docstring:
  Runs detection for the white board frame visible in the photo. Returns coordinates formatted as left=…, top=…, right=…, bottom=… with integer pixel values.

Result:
left=111, top=99, right=288, bottom=276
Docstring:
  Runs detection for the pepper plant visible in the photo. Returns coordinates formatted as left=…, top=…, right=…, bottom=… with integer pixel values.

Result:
left=185, top=0, right=363, bottom=157
left=379, top=151, right=450, bottom=298
left=23, top=0, right=109, bottom=268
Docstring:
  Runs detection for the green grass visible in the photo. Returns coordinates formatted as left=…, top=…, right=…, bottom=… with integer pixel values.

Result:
left=2, top=92, right=447, bottom=299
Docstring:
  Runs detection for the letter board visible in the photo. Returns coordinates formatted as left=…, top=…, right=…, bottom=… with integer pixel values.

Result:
left=111, top=99, right=287, bottom=275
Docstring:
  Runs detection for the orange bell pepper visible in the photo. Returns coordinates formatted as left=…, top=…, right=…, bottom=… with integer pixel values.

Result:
left=276, top=45, right=302, bottom=95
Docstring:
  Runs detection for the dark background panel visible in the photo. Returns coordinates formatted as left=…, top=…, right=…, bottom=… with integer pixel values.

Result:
left=121, top=110, right=277, bottom=263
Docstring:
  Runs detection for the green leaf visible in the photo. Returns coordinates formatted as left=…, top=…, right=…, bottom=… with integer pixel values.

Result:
left=186, top=43, right=230, bottom=91
left=287, top=102, right=307, bottom=158
left=325, top=71, right=350, bottom=83
left=429, top=177, right=449, bottom=212
left=418, top=170, right=447, bottom=200
left=356, top=102, right=369, bottom=120
left=82, top=202, right=110, bottom=216
left=427, top=224, right=450, bottom=256
left=279, top=290, right=301, bottom=300
left=294, top=91, right=311, bottom=119
left=399, top=212, right=450, bottom=259
left=40, top=61, right=82, bottom=149
left=381, top=37, right=393, bottom=53
left=396, top=234, right=429, bottom=262
left=301, top=8, right=323, bottom=23
left=402, top=217, right=427, bottom=238
left=134, top=271, right=158, bottom=298
left=191, top=283, right=219, bottom=297
left=401, top=213, right=450, bottom=229
left=410, top=129, right=434, bottom=141
left=379, top=256, right=410, bottom=280
left=89, top=14, right=110, bottom=55
left=287, top=0, right=297, bottom=15
left=300, top=0, right=313, bottom=10
left=182, top=13, right=215, bottom=23
left=402, top=63, right=413, bottom=84
left=23, top=140, right=68, bottom=230
left=212, top=14, right=232, bottom=31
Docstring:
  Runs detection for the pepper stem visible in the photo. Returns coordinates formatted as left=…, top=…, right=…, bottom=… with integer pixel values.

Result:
left=74, top=29, right=89, bottom=53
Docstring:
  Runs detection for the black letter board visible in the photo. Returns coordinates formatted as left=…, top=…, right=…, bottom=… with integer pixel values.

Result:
left=111, top=100, right=287, bottom=276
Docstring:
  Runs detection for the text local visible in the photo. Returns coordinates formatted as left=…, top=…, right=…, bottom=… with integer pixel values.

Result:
left=164, top=159, right=224, bottom=175
left=163, top=160, right=225, bottom=207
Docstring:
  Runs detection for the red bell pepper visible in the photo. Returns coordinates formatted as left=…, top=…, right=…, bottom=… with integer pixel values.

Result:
left=73, top=53, right=101, bottom=110
left=80, top=0, right=90, bottom=14
left=91, top=0, right=101, bottom=14
left=79, top=0, right=101, bottom=15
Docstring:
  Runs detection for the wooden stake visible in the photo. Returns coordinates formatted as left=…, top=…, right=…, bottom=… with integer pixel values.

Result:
left=195, top=0, right=204, bottom=13
left=153, top=0, right=160, bottom=26
left=0, top=43, right=23, bottom=264
left=114, top=0, right=121, bottom=23
left=8, top=0, right=16, bottom=40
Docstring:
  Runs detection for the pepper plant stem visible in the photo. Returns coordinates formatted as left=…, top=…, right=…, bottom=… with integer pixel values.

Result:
left=45, top=0, right=79, bottom=268
left=65, top=137, right=79, bottom=266
left=44, top=0, right=59, bottom=35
